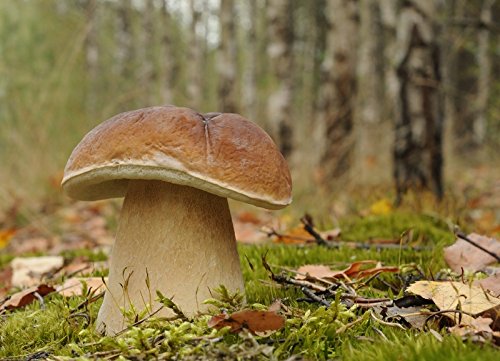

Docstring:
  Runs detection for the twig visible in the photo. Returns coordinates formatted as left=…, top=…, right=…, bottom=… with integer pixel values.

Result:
left=370, top=311, right=406, bottom=330
left=456, top=232, right=500, bottom=262
left=300, top=287, right=331, bottom=308
left=422, top=309, right=476, bottom=330
left=272, top=273, right=327, bottom=292
left=300, top=216, right=331, bottom=246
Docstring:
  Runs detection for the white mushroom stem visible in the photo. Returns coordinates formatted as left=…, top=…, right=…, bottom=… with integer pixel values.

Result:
left=96, top=180, right=244, bottom=335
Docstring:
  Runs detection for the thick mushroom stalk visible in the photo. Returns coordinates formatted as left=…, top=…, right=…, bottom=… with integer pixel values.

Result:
left=96, top=180, right=244, bottom=334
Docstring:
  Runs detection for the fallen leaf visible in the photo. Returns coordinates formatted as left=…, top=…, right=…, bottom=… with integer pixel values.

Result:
left=296, top=265, right=337, bottom=280
left=57, top=277, right=106, bottom=297
left=444, top=233, right=500, bottom=273
left=296, top=261, right=398, bottom=281
left=369, top=199, right=393, bottom=215
left=380, top=305, right=429, bottom=330
left=208, top=309, right=285, bottom=335
left=0, top=284, right=55, bottom=311
left=273, top=226, right=313, bottom=244
left=449, top=316, right=500, bottom=343
left=233, top=222, right=267, bottom=244
left=407, top=281, right=500, bottom=325
left=11, top=237, right=52, bottom=255
left=236, top=211, right=263, bottom=225
left=319, top=228, right=341, bottom=241
left=267, top=299, right=283, bottom=313
left=11, top=256, right=64, bottom=288
left=0, top=229, right=16, bottom=249
left=0, top=267, right=13, bottom=299
left=473, top=273, right=500, bottom=297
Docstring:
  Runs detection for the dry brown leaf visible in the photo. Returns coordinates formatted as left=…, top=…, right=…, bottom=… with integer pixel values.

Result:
left=296, top=261, right=398, bottom=281
left=236, top=211, right=263, bottom=225
left=319, top=228, right=341, bottom=241
left=473, top=273, right=500, bottom=297
left=57, top=277, right=106, bottom=297
left=11, top=256, right=64, bottom=288
left=380, top=305, right=429, bottom=330
left=296, top=265, right=339, bottom=280
left=449, top=317, right=500, bottom=342
left=11, top=237, right=52, bottom=255
left=444, top=233, right=500, bottom=273
left=208, top=309, right=285, bottom=334
left=0, top=267, right=13, bottom=299
left=0, top=229, right=16, bottom=249
left=273, top=226, right=313, bottom=244
left=233, top=222, right=267, bottom=244
left=407, top=281, right=500, bottom=325
left=0, top=284, right=55, bottom=311
left=267, top=299, right=283, bottom=313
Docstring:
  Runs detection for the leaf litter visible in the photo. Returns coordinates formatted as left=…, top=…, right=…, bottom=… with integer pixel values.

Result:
left=0, top=199, right=500, bottom=357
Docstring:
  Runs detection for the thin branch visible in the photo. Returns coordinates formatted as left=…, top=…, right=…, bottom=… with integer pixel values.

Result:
left=301, top=287, right=331, bottom=308
left=456, top=232, right=500, bottom=262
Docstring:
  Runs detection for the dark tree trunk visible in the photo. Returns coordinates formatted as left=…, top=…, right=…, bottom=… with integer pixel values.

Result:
left=394, top=1, right=444, bottom=203
left=317, top=0, right=359, bottom=182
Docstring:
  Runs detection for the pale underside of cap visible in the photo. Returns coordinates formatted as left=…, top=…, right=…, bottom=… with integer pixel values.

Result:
left=62, top=106, right=292, bottom=209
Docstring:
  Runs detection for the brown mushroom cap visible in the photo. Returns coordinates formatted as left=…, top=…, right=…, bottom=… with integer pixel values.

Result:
left=62, top=105, right=292, bottom=209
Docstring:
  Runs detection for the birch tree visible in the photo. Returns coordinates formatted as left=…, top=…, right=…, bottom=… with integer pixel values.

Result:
left=84, top=0, right=98, bottom=114
left=187, top=0, right=202, bottom=108
left=355, top=0, right=387, bottom=183
left=218, top=0, right=238, bottom=113
left=243, top=0, right=258, bottom=120
left=475, top=0, right=493, bottom=144
left=267, top=0, right=294, bottom=158
left=160, top=0, right=173, bottom=104
left=143, top=0, right=156, bottom=104
left=393, top=1, right=444, bottom=202
left=317, top=0, right=359, bottom=182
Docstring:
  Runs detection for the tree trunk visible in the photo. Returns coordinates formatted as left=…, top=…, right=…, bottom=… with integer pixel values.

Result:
left=394, top=1, right=444, bottom=203
left=116, top=0, right=135, bottom=80
left=84, top=0, right=98, bottom=114
left=380, top=0, right=399, bottom=120
left=317, top=0, right=359, bottom=183
left=354, top=0, right=387, bottom=184
left=160, top=0, right=173, bottom=104
left=475, top=0, right=493, bottom=144
left=266, top=0, right=294, bottom=158
left=243, top=0, right=258, bottom=121
left=187, top=0, right=202, bottom=109
left=218, top=0, right=238, bottom=113
left=143, top=0, right=157, bottom=105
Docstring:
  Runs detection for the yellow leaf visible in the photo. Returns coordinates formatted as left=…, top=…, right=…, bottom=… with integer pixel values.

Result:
left=0, top=229, right=16, bottom=249
left=407, top=280, right=500, bottom=325
left=369, top=199, right=392, bottom=215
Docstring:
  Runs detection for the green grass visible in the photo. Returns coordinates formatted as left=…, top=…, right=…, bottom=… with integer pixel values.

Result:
left=0, top=212, right=497, bottom=360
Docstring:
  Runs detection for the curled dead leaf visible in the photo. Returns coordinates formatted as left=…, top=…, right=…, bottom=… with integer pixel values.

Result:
left=296, top=261, right=398, bottom=281
left=0, top=284, right=55, bottom=311
left=208, top=309, right=285, bottom=335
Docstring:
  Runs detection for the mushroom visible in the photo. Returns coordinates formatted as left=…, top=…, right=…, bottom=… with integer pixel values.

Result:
left=62, top=105, right=292, bottom=334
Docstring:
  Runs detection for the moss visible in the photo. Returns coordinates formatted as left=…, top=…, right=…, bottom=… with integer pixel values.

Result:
left=0, top=211, right=496, bottom=360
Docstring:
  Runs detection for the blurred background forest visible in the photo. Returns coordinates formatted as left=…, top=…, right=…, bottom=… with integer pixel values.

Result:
left=0, top=0, right=499, bottom=214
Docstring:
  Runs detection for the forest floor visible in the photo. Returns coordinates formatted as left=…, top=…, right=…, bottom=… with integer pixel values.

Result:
left=0, top=176, right=499, bottom=360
